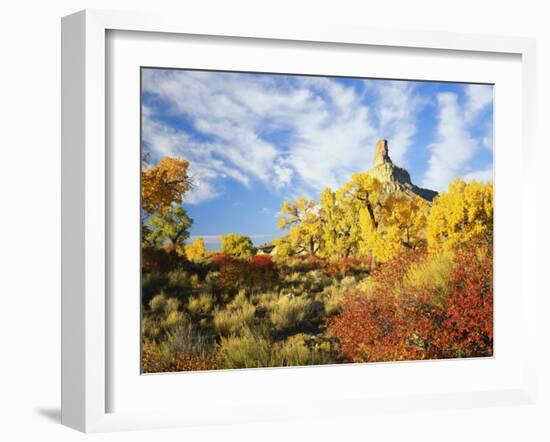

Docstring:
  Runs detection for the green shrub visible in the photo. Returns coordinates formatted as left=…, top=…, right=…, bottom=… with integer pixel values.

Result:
left=302, top=269, right=332, bottom=292
left=144, top=294, right=190, bottom=340
left=229, top=289, right=250, bottom=309
left=149, top=293, right=180, bottom=314
left=165, top=269, right=194, bottom=296
left=142, top=272, right=169, bottom=305
left=187, top=292, right=215, bottom=316
left=269, top=295, right=311, bottom=332
left=272, top=334, right=311, bottom=366
left=213, top=303, right=256, bottom=336
left=219, top=331, right=271, bottom=368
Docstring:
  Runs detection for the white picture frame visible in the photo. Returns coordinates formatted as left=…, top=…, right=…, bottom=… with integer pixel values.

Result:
left=61, top=9, right=537, bottom=433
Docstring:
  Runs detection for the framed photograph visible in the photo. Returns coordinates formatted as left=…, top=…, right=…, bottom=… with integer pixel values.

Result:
left=61, top=9, right=537, bottom=432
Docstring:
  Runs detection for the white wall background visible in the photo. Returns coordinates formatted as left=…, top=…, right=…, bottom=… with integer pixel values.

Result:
left=0, top=1, right=548, bottom=440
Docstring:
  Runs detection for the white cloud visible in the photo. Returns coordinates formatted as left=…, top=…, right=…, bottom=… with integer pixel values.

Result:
left=464, top=84, right=493, bottom=123
left=421, top=93, right=478, bottom=191
left=142, top=106, right=249, bottom=203
left=463, top=166, right=493, bottom=183
left=370, top=80, right=421, bottom=166
left=142, top=70, right=424, bottom=202
left=422, top=84, right=494, bottom=191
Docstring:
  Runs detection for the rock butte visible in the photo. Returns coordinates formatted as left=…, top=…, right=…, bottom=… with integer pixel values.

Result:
left=368, top=139, right=438, bottom=202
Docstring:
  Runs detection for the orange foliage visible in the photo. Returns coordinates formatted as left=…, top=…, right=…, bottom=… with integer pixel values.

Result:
left=324, top=256, right=373, bottom=278
left=215, top=256, right=277, bottom=290
left=141, top=342, right=218, bottom=373
left=173, top=353, right=219, bottom=371
left=327, top=242, right=493, bottom=362
left=142, top=157, right=191, bottom=214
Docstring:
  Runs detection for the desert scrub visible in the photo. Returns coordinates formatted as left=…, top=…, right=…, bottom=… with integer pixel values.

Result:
left=165, top=269, right=194, bottom=297
left=149, top=292, right=180, bottom=314
left=141, top=340, right=173, bottom=373
left=143, top=293, right=190, bottom=339
left=218, top=332, right=340, bottom=369
left=141, top=272, right=169, bottom=305
left=213, top=302, right=256, bottom=336
left=404, top=253, right=454, bottom=306
left=219, top=331, right=272, bottom=369
left=301, top=269, right=332, bottom=292
left=187, top=292, right=215, bottom=316
left=173, top=352, right=219, bottom=371
left=321, top=275, right=360, bottom=315
left=165, top=323, right=216, bottom=359
left=271, top=334, right=311, bottom=366
left=269, top=295, right=311, bottom=332
left=142, top=339, right=219, bottom=373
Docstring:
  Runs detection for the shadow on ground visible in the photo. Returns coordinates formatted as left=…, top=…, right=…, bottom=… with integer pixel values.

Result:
left=35, top=408, right=61, bottom=423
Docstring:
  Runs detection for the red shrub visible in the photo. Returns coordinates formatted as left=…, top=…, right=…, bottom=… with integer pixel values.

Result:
left=325, top=256, right=373, bottom=277
left=249, top=255, right=274, bottom=268
left=327, top=243, right=493, bottom=362
left=438, top=244, right=493, bottom=358
left=208, top=253, right=237, bottom=269
left=217, top=259, right=249, bottom=289
left=142, top=246, right=186, bottom=273
left=216, top=255, right=277, bottom=290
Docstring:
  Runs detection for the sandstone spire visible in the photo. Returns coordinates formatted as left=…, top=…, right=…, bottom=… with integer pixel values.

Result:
left=373, top=139, right=391, bottom=166
left=368, top=139, right=438, bottom=202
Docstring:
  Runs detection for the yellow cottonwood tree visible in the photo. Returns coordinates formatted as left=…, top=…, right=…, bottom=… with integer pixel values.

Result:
left=142, top=156, right=191, bottom=214
left=277, top=173, right=431, bottom=262
left=220, top=234, right=255, bottom=259
left=357, top=193, right=429, bottom=262
left=427, top=178, right=493, bottom=253
left=318, top=187, right=362, bottom=259
left=185, top=237, right=206, bottom=262
left=277, top=197, right=322, bottom=255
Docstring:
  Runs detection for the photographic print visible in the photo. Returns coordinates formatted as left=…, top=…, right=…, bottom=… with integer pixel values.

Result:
left=140, top=68, right=493, bottom=373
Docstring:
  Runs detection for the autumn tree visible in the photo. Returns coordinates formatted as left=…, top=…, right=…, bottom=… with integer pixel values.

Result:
left=358, top=192, right=429, bottom=262
left=427, top=178, right=493, bottom=254
left=185, top=237, right=206, bottom=262
left=277, top=173, right=430, bottom=262
left=277, top=197, right=322, bottom=255
left=318, top=173, right=428, bottom=262
left=271, top=237, right=295, bottom=257
left=142, top=156, right=192, bottom=215
left=318, top=187, right=361, bottom=259
left=144, top=206, right=193, bottom=252
left=220, top=234, right=255, bottom=259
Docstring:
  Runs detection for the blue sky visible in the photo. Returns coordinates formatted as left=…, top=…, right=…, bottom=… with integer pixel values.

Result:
left=141, top=68, right=493, bottom=249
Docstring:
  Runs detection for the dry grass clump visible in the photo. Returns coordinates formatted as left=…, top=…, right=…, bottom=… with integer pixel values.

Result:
left=404, top=253, right=454, bottom=306
left=269, top=295, right=311, bottom=332
left=187, top=292, right=215, bottom=316
left=219, top=330, right=272, bottom=369
left=213, top=303, right=256, bottom=336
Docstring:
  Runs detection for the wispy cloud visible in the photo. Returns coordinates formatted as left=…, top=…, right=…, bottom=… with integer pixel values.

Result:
left=463, top=166, right=493, bottom=183
left=464, top=84, right=493, bottom=123
left=142, top=70, right=424, bottom=203
left=369, top=80, right=422, bottom=166
left=422, top=85, right=493, bottom=191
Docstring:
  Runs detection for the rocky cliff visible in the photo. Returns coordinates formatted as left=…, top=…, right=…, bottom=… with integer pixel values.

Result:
left=368, top=139, right=437, bottom=202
